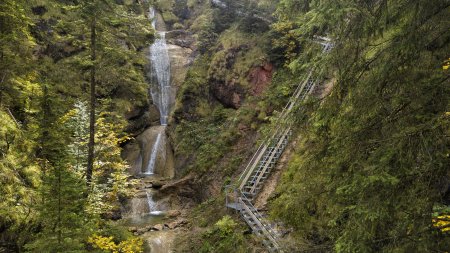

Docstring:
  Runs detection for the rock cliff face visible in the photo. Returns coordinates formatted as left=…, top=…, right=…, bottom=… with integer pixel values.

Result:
left=123, top=127, right=175, bottom=178
left=209, top=45, right=249, bottom=109
left=249, top=62, right=273, bottom=96
left=209, top=61, right=274, bottom=109
left=125, top=104, right=161, bottom=135
left=210, top=79, right=245, bottom=109
left=167, top=31, right=194, bottom=105
left=123, top=8, right=194, bottom=179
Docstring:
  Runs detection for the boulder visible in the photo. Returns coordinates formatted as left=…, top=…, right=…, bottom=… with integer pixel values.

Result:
left=159, top=175, right=195, bottom=198
left=166, top=210, right=181, bottom=218
left=167, top=221, right=178, bottom=230
left=152, top=224, right=164, bottom=231
left=136, top=227, right=148, bottom=235
left=151, top=180, right=165, bottom=189
left=125, top=106, right=160, bottom=135
left=128, top=227, right=138, bottom=233
left=166, top=219, right=188, bottom=229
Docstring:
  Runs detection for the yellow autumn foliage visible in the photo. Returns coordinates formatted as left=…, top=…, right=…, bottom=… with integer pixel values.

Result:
left=443, top=58, right=450, bottom=70
left=432, top=215, right=450, bottom=232
left=88, top=235, right=143, bottom=253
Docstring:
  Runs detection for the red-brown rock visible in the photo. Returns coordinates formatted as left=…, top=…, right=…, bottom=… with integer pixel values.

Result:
left=248, top=62, right=274, bottom=96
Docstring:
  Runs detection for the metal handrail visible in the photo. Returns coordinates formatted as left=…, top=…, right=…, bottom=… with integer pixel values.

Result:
left=237, top=71, right=314, bottom=190
left=228, top=39, right=333, bottom=253
left=240, top=193, right=280, bottom=241
left=239, top=195, right=282, bottom=251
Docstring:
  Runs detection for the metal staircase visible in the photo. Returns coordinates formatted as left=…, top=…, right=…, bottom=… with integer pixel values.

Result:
left=226, top=38, right=333, bottom=253
left=239, top=195, right=281, bottom=252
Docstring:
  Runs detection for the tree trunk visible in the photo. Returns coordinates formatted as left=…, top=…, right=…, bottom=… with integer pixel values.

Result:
left=87, top=18, right=96, bottom=186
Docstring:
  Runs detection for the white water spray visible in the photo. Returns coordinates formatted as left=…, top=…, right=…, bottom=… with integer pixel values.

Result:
left=145, top=133, right=162, bottom=175
left=149, top=7, right=171, bottom=126
left=146, top=190, right=163, bottom=215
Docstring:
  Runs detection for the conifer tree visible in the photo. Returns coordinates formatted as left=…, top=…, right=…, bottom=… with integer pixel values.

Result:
left=58, top=0, right=153, bottom=186
left=25, top=85, right=88, bottom=253
left=271, top=0, right=450, bottom=251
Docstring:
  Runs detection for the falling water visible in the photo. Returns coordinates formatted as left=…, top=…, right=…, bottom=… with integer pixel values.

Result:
left=149, top=7, right=171, bottom=126
left=146, top=190, right=164, bottom=215
left=145, top=133, right=162, bottom=175
left=149, top=7, right=156, bottom=28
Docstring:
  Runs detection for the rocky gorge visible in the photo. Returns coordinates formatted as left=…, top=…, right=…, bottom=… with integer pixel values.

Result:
left=119, top=5, right=196, bottom=252
left=2, top=0, right=446, bottom=252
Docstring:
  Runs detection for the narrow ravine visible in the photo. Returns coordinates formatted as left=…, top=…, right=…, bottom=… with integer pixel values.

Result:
left=119, top=6, right=190, bottom=253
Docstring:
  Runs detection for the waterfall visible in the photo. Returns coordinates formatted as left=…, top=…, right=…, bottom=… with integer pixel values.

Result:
left=149, top=7, right=156, bottom=28
left=149, top=7, right=171, bottom=126
left=142, top=7, right=171, bottom=176
left=145, top=132, right=162, bottom=175
left=146, top=190, right=163, bottom=215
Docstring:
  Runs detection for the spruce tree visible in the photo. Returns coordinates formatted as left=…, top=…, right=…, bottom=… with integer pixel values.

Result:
left=270, top=0, right=450, bottom=251
left=25, top=85, right=88, bottom=253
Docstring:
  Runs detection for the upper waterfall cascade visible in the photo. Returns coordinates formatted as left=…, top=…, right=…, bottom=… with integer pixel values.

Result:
left=140, top=7, right=173, bottom=176
left=149, top=7, right=171, bottom=126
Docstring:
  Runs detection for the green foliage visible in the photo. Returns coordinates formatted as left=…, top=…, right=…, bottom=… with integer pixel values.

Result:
left=198, top=215, right=248, bottom=253
left=0, top=0, right=35, bottom=108
left=0, top=0, right=153, bottom=251
left=215, top=215, right=238, bottom=236
left=66, top=101, right=89, bottom=173
left=0, top=110, right=40, bottom=250
left=88, top=234, right=143, bottom=253
left=25, top=85, right=88, bottom=253
left=87, top=101, right=133, bottom=217
left=270, top=0, right=450, bottom=252
left=65, top=99, right=133, bottom=218
left=174, top=110, right=239, bottom=175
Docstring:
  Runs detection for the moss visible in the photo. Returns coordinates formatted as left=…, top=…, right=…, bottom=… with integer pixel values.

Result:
left=155, top=0, right=174, bottom=11
left=173, top=22, right=184, bottom=29
left=161, top=11, right=178, bottom=25
left=190, top=9, right=214, bottom=32
left=174, top=197, right=254, bottom=253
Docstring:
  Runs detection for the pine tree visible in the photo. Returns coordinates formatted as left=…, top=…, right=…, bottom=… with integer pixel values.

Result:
left=25, top=85, right=88, bottom=253
left=54, top=0, right=153, bottom=186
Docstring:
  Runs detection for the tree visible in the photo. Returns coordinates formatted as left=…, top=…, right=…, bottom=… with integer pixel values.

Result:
left=270, top=0, right=450, bottom=252
left=86, top=101, right=133, bottom=219
left=64, top=0, right=153, bottom=186
left=25, top=85, right=88, bottom=253
left=0, top=0, right=35, bottom=108
left=87, top=3, right=97, bottom=186
left=1, top=0, right=152, bottom=251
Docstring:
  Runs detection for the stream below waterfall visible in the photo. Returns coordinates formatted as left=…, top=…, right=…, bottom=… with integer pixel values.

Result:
left=119, top=175, right=178, bottom=253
